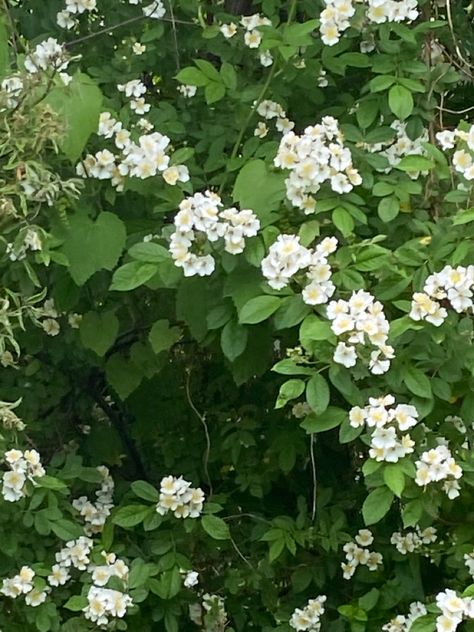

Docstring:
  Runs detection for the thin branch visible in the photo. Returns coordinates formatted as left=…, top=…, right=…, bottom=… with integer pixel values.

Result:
left=436, top=104, right=474, bottom=115
left=230, top=535, right=254, bottom=570
left=445, top=0, right=474, bottom=72
left=309, top=434, right=317, bottom=522
left=65, top=4, right=195, bottom=49
left=166, top=0, right=181, bottom=71
left=185, top=368, right=213, bottom=496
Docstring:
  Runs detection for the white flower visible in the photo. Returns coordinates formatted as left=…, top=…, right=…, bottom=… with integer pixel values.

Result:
left=42, top=318, right=60, bottom=336
left=48, top=564, right=70, bottom=587
left=183, top=570, right=199, bottom=588
left=333, top=342, right=357, bottom=367
left=220, top=23, right=237, bottom=38
left=132, top=42, right=146, bottom=55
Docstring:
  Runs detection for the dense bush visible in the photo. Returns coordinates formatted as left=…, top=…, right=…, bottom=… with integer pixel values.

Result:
left=1, top=0, right=474, bottom=630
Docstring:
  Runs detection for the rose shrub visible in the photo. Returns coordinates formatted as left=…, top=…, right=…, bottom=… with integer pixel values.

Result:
left=0, top=0, right=474, bottom=630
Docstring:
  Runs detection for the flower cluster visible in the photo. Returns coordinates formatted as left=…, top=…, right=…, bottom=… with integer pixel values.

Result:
left=56, top=536, right=94, bottom=570
left=57, top=0, right=165, bottom=30
left=156, top=475, right=205, bottom=518
left=327, top=290, right=394, bottom=374
left=274, top=116, right=361, bottom=213
left=0, top=76, right=23, bottom=109
left=289, top=595, right=326, bottom=631
left=319, top=0, right=356, bottom=46
left=219, top=14, right=273, bottom=66
left=1, top=565, right=36, bottom=599
left=381, top=120, right=428, bottom=175
left=2, top=449, right=45, bottom=502
left=320, top=0, right=418, bottom=47
left=57, top=0, right=97, bottom=30
left=24, top=38, right=70, bottom=76
left=341, top=529, right=383, bottom=579
left=89, top=552, right=129, bottom=587
left=169, top=191, right=260, bottom=277
left=6, top=227, right=43, bottom=263
left=415, top=444, right=463, bottom=499
left=390, top=526, right=437, bottom=555
left=182, top=569, right=199, bottom=588
left=0, top=399, right=26, bottom=431
left=189, top=593, right=228, bottom=627
left=409, top=265, right=474, bottom=327
left=435, top=589, right=474, bottom=632
left=254, top=99, right=295, bottom=139
left=261, top=235, right=338, bottom=308
left=83, top=585, right=133, bottom=627
left=78, top=112, right=189, bottom=190
left=437, top=124, right=474, bottom=181
left=72, top=465, right=115, bottom=534
left=349, top=395, right=418, bottom=462
left=382, top=602, right=427, bottom=632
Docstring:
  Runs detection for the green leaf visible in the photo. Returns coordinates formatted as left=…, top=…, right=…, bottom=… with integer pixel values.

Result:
left=300, top=315, right=334, bottom=345
left=402, top=499, right=423, bottom=527
left=362, top=487, right=394, bottom=525
left=383, top=464, right=405, bottom=497
left=50, top=519, right=84, bottom=541
left=239, top=296, right=282, bottom=325
left=403, top=366, right=432, bottom=398
left=62, top=212, right=127, bottom=286
left=332, top=207, right=354, bottom=237
left=369, top=75, right=396, bottom=92
left=45, top=72, right=103, bottom=161
left=339, top=418, right=363, bottom=443
left=409, top=615, right=436, bottom=632
left=233, top=160, right=286, bottom=224
left=131, top=480, right=159, bottom=503
left=271, top=359, right=314, bottom=376
left=378, top=195, right=400, bottom=222
left=128, top=242, right=170, bottom=263
left=80, top=311, right=119, bottom=356
left=300, top=406, right=345, bottom=433
left=106, top=353, right=143, bottom=400
left=194, top=59, right=221, bottom=81
left=129, top=560, right=151, bottom=589
left=273, top=295, right=311, bottom=330
left=340, top=52, right=372, bottom=68
left=388, top=85, right=413, bottom=120
left=306, top=374, right=330, bottom=416
left=275, top=379, right=305, bottom=409
left=221, top=319, right=248, bottom=361
left=63, top=596, right=88, bottom=612
left=220, top=62, right=237, bottom=90
left=205, top=81, right=226, bottom=104
left=202, top=515, right=230, bottom=540
left=452, top=208, right=474, bottom=226
left=175, top=66, right=208, bottom=86
left=110, top=261, right=158, bottom=291
left=396, top=155, right=434, bottom=172
left=37, top=476, right=67, bottom=491
left=149, top=319, right=181, bottom=354
left=113, top=504, right=151, bottom=528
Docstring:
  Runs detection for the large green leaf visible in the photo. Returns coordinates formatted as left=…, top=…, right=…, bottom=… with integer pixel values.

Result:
left=45, top=72, right=102, bottom=161
left=80, top=311, right=119, bottom=356
left=233, top=159, right=286, bottom=224
left=362, top=487, right=394, bottom=525
left=62, top=212, right=126, bottom=286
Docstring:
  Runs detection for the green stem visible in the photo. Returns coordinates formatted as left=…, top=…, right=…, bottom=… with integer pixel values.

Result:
left=218, top=0, right=298, bottom=196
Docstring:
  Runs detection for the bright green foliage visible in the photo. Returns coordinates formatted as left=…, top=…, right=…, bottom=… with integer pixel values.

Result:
left=0, top=1, right=474, bottom=631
